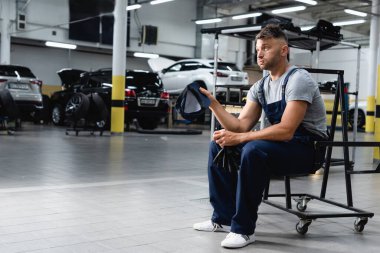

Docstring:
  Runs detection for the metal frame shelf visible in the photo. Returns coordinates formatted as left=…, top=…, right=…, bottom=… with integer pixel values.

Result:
left=262, top=68, right=378, bottom=234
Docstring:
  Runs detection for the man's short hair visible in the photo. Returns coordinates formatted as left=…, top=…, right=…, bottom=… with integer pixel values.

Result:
left=256, top=24, right=288, bottom=44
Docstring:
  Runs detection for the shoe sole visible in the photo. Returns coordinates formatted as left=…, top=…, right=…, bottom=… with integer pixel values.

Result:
left=221, top=240, right=255, bottom=249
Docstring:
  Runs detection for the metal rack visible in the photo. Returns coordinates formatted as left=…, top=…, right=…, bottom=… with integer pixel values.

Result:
left=65, top=120, right=106, bottom=136
left=263, top=68, right=379, bottom=234
left=214, top=69, right=379, bottom=234
left=65, top=119, right=105, bottom=136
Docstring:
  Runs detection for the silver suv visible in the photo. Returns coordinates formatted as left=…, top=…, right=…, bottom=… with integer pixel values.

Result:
left=0, top=65, right=43, bottom=120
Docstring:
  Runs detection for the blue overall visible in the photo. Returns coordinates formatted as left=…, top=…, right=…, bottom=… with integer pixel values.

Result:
left=208, top=68, right=325, bottom=235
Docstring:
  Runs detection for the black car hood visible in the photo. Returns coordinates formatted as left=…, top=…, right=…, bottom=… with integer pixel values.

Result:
left=57, top=68, right=86, bottom=88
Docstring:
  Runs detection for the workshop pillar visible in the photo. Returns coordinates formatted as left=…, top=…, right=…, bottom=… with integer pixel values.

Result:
left=111, top=0, right=128, bottom=133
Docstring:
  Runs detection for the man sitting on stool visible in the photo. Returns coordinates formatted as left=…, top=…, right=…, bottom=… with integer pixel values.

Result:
left=194, top=24, right=328, bottom=249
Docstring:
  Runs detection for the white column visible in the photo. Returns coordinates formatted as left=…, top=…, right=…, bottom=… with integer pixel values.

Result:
left=110, top=0, right=127, bottom=133
left=367, top=0, right=380, bottom=101
left=0, top=0, right=12, bottom=64
left=236, top=39, right=245, bottom=70
left=112, top=0, right=127, bottom=78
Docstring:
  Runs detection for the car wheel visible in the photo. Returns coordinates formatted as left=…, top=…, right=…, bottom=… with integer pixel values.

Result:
left=90, top=93, right=109, bottom=129
left=138, top=118, right=159, bottom=130
left=348, top=109, right=365, bottom=129
left=0, top=89, right=20, bottom=119
left=65, top=93, right=90, bottom=121
left=51, top=104, right=65, bottom=125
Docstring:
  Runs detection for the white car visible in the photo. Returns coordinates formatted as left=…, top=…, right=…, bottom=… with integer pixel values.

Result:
left=148, top=58, right=249, bottom=97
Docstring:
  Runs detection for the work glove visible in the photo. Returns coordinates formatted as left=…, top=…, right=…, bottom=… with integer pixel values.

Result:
left=213, top=145, right=241, bottom=172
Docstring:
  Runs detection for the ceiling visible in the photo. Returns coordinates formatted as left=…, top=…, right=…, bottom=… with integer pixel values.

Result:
left=203, top=0, right=376, bottom=45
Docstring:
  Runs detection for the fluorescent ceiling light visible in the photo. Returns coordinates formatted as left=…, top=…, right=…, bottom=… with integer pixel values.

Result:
left=45, top=41, right=77, bottom=50
left=272, top=6, right=306, bottom=14
left=344, top=9, right=367, bottom=17
left=232, top=12, right=262, bottom=20
left=195, top=18, right=222, bottom=25
left=221, top=26, right=261, bottom=34
left=126, top=4, right=141, bottom=11
left=134, top=52, right=159, bottom=58
left=150, top=0, right=175, bottom=5
left=300, top=25, right=314, bottom=31
left=294, top=0, right=317, bottom=5
left=333, top=19, right=366, bottom=26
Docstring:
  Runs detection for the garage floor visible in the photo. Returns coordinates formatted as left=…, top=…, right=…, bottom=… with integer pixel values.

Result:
left=0, top=123, right=380, bottom=253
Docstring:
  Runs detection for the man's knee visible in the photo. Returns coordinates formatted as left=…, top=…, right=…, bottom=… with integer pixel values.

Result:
left=239, top=141, right=272, bottom=181
left=241, top=140, right=269, bottom=161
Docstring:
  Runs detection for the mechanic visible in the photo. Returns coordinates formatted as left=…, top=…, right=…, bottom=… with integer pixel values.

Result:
left=193, top=24, right=328, bottom=248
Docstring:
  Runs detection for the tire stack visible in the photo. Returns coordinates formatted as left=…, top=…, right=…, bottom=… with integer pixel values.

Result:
left=0, top=89, right=20, bottom=133
left=65, top=92, right=109, bottom=131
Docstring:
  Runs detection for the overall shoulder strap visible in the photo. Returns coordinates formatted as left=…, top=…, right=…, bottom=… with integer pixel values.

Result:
left=281, top=67, right=299, bottom=99
left=257, top=74, right=270, bottom=107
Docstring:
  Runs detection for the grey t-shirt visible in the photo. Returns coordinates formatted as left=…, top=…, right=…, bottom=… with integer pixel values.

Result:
left=247, top=66, right=327, bottom=139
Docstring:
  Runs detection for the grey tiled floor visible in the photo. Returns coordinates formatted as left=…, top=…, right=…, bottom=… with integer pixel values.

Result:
left=1, top=123, right=380, bottom=252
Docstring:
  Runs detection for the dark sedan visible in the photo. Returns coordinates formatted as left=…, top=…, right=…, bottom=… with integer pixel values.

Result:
left=50, top=68, right=170, bottom=130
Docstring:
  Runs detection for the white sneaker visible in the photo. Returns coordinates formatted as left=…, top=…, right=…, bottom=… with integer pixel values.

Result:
left=193, top=220, right=231, bottom=232
left=221, top=232, right=255, bottom=248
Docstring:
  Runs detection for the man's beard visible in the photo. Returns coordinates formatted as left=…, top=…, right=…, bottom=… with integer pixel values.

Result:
left=258, top=57, right=280, bottom=71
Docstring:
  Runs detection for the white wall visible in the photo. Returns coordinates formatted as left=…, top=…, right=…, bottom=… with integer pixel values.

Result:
left=200, top=8, right=248, bottom=69
left=10, top=0, right=197, bottom=57
left=11, top=44, right=150, bottom=85
left=129, top=0, right=197, bottom=57
left=10, top=0, right=69, bottom=43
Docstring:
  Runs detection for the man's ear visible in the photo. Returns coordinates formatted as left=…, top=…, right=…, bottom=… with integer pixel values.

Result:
left=281, top=45, right=289, bottom=57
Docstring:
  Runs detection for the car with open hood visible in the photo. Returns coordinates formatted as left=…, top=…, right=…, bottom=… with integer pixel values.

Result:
left=50, top=68, right=169, bottom=130
left=148, top=57, right=249, bottom=98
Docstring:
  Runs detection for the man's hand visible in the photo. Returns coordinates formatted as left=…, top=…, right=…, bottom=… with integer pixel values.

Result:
left=213, top=129, right=244, bottom=147
left=199, top=87, right=212, bottom=98
left=199, top=87, right=218, bottom=108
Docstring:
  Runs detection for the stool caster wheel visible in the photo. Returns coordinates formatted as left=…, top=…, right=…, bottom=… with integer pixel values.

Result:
left=354, top=217, right=368, bottom=232
left=296, top=202, right=307, bottom=212
left=294, top=196, right=310, bottom=212
left=296, top=219, right=312, bottom=235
